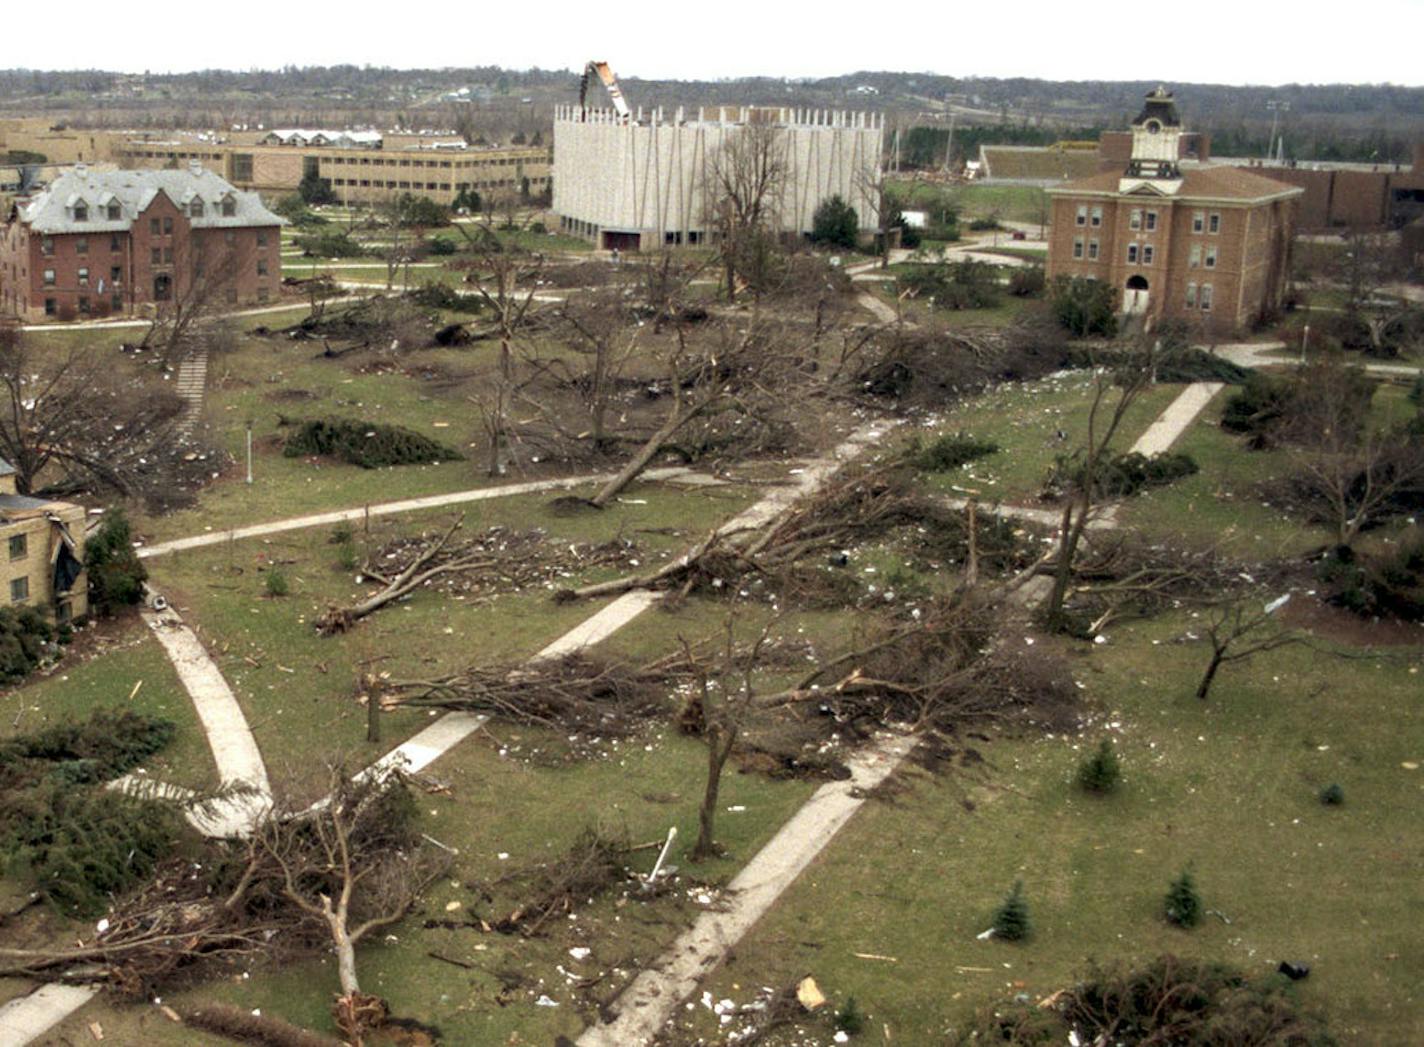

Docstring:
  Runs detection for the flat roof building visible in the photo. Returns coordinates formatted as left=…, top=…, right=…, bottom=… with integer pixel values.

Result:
left=553, top=104, right=883, bottom=251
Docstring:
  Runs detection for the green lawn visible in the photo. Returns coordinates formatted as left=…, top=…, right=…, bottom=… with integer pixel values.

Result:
left=0, top=618, right=216, bottom=792
left=913, top=374, right=1186, bottom=505
left=146, top=481, right=761, bottom=796
left=677, top=616, right=1424, bottom=1043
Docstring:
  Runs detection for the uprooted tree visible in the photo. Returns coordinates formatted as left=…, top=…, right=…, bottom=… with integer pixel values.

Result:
left=0, top=767, right=445, bottom=1047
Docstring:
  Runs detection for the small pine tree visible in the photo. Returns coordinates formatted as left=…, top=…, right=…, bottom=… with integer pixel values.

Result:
left=835, top=996, right=866, bottom=1035
left=1077, top=739, right=1122, bottom=794
left=992, top=880, right=1032, bottom=941
left=1165, top=869, right=1203, bottom=928
left=264, top=567, right=290, bottom=598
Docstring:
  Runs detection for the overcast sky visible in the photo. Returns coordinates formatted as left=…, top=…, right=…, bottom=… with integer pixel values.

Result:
left=18, top=0, right=1424, bottom=87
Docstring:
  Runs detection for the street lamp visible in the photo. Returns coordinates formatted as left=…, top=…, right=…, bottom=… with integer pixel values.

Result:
left=246, top=420, right=254, bottom=484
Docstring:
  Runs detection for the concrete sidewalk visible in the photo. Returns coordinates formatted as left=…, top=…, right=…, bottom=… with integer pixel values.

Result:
left=137, top=467, right=694, bottom=559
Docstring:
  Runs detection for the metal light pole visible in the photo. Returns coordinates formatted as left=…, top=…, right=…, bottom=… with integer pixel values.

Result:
left=1301, top=323, right=1310, bottom=364
left=245, top=420, right=254, bottom=484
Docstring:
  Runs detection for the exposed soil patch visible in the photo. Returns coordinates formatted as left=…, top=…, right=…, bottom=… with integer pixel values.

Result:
left=1281, top=591, right=1424, bottom=647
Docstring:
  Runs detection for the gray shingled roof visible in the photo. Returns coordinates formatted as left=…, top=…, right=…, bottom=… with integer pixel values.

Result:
left=19, top=164, right=284, bottom=235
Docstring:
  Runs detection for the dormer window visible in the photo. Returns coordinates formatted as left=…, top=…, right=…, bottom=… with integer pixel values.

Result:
left=1145, top=120, right=1161, bottom=134
left=221, top=195, right=237, bottom=217
left=190, top=199, right=205, bottom=218
left=107, top=202, right=121, bottom=220
left=73, top=202, right=88, bottom=222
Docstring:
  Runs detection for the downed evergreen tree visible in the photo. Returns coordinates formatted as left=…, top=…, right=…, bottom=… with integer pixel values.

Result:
left=910, top=432, right=999, bottom=473
left=282, top=417, right=462, bottom=468
left=0, top=709, right=180, bottom=913
left=1041, top=449, right=1199, bottom=501
left=954, top=955, right=1335, bottom=1045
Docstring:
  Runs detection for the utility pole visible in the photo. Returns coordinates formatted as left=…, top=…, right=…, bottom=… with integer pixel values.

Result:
left=942, top=110, right=958, bottom=174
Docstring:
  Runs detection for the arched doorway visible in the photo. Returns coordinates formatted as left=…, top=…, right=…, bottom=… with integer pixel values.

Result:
left=153, top=273, right=172, bottom=302
left=1123, top=274, right=1149, bottom=315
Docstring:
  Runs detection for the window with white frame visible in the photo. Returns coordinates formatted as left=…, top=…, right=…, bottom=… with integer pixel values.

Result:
left=1142, top=245, right=1154, bottom=265
left=1192, top=211, right=1205, bottom=233
left=42, top=268, right=55, bottom=285
left=1075, top=205, right=1087, bottom=226
left=1186, top=282, right=1197, bottom=307
left=1090, top=206, right=1102, bottom=227
left=1208, top=212, right=1220, bottom=234
left=1129, top=208, right=1142, bottom=230
left=1145, top=211, right=1158, bottom=231
left=1072, top=237, right=1084, bottom=259
left=77, top=267, right=89, bottom=286
left=1200, top=284, right=1213, bottom=311
left=1088, top=238, right=1099, bottom=260
left=1205, top=246, right=1217, bottom=269
left=1126, top=243, right=1139, bottom=264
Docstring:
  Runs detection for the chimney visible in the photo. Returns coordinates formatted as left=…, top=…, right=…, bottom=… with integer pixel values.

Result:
left=188, top=159, right=204, bottom=176
left=73, top=162, right=87, bottom=176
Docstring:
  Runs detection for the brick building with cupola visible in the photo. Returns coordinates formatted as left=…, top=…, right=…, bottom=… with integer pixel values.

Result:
left=1046, top=88, right=1303, bottom=331
left=1, top=163, right=283, bottom=322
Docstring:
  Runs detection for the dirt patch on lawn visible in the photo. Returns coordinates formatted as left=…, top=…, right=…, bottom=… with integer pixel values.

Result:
left=1281, top=592, right=1424, bottom=648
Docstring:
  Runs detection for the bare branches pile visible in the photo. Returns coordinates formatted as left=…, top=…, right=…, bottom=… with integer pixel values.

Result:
left=376, top=651, right=679, bottom=745
left=317, top=519, right=641, bottom=634
left=481, top=826, right=633, bottom=936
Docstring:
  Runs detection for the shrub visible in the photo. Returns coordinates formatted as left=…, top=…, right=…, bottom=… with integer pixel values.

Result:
left=968, top=215, right=1001, bottom=231
left=282, top=418, right=463, bottom=469
left=1049, top=275, right=1116, bottom=337
left=911, top=432, right=999, bottom=473
left=264, top=567, right=290, bottom=598
left=391, top=193, right=449, bottom=228
left=898, top=259, right=999, bottom=310
left=811, top=194, right=860, bottom=250
left=835, top=996, right=867, bottom=1035
left=409, top=283, right=487, bottom=314
left=1155, top=347, right=1252, bottom=384
left=85, top=509, right=148, bottom=616
left=294, top=230, right=368, bottom=258
left=335, top=540, right=360, bottom=572
left=329, top=521, right=354, bottom=545
left=1077, top=739, right=1121, bottom=794
left=1164, top=869, right=1203, bottom=928
left=428, top=237, right=457, bottom=256
left=1319, top=783, right=1345, bottom=806
left=992, top=880, right=1031, bottom=941
left=0, top=606, right=55, bottom=683
left=1007, top=265, right=1045, bottom=298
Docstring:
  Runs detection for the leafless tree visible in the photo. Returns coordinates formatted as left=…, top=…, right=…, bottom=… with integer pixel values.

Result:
left=139, top=228, right=253, bottom=366
left=1044, top=345, right=1158, bottom=629
left=240, top=767, right=449, bottom=1044
left=1194, top=595, right=1299, bottom=700
left=550, top=292, right=644, bottom=452
left=0, top=326, right=184, bottom=497
left=452, top=213, right=546, bottom=475
left=683, top=618, right=772, bottom=862
left=706, top=121, right=789, bottom=302
left=1282, top=357, right=1424, bottom=547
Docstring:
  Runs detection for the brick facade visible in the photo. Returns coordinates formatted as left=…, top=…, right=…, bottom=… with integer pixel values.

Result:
left=2, top=165, right=281, bottom=322
left=1048, top=89, right=1301, bottom=332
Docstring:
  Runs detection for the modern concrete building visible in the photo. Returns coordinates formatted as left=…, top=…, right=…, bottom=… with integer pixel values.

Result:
left=1, top=163, right=283, bottom=321
left=0, top=460, right=87, bottom=622
left=552, top=105, right=884, bottom=251
left=1047, top=88, right=1303, bottom=330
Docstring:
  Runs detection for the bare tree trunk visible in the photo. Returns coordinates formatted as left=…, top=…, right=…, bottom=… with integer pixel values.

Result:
left=1196, top=649, right=1225, bottom=700
left=589, top=401, right=707, bottom=509
left=693, top=726, right=736, bottom=862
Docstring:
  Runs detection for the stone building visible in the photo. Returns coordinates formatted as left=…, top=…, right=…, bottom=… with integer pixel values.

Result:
left=1046, top=88, right=1303, bottom=330
left=1, top=163, right=283, bottom=321
left=0, top=460, right=86, bottom=621
left=553, top=105, right=883, bottom=251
